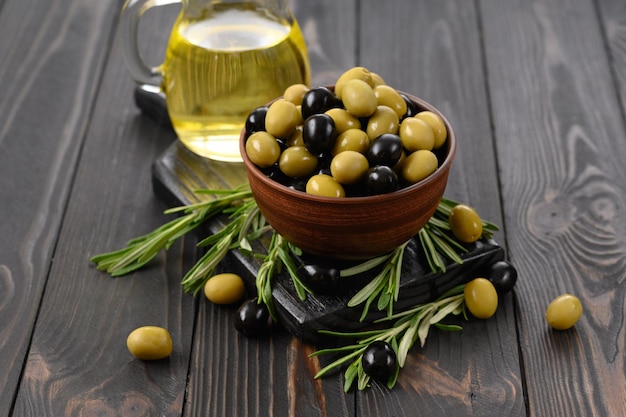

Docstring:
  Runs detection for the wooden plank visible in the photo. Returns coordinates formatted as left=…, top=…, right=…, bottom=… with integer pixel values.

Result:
left=8, top=2, right=198, bottom=416
left=181, top=1, right=360, bottom=416
left=597, top=0, right=626, bottom=116
left=481, top=0, right=626, bottom=415
left=0, top=0, right=122, bottom=413
left=356, top=0, right=524, bottom=415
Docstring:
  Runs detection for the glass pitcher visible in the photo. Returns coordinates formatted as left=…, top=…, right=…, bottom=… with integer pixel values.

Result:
left=121, top=0, right=311, bottom=162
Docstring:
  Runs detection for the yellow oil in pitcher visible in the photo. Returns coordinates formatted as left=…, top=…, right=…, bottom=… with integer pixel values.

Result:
left=161, top=3, right=310, bottom=162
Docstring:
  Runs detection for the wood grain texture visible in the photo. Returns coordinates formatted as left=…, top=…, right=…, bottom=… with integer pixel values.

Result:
left=481, top=0, right=626, bottom=415
left=356, top=1, right=524, bottom=415
left=2, top=0, right=624, bottom=414
left=0, top=0, right=122, bottom=414
left=10, top=2, right=195, bottom=416
left=598, top=0, right=626, bottom=118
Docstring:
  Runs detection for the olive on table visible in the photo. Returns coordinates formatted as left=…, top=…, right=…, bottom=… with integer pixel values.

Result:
left=464, top=278, right=498, bottom=319
left=245, top=132, right=281, bottom=168
left=234, top=298, right=272, bottom=337
left=362, top=341, right=397, bottom=382
left=204, top=273, right=246, bottom=305
left=545, top=294, right=582, bottom=330
left=486, top=261, right=518, bottom=295
left=126, top=326, right=173, bottom=360
left=330, top=151, right=369, bottom=185
left=449, top=204, right=483, bottom=243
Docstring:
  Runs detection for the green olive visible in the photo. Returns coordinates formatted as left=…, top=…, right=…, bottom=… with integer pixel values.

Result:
left=286, top=127, right=305, bottom=147
left=369, top=72, right=386, bottom=87
left=401, top=150, right=438, bottom=184
left=127, top=326, right=173, bottom=360
left=546, top=294, right=582, bottom=330
left=330, top=151, right=369, bottom=185
left=245, top=131, right=281, bottom=168
left=325, top=108, right=360, bottom=133
left=399, top=117, right=435, bottom=152
left=283, top=83, right=309, bottom=105
left=204, top=273, right=246, bottom=305
left=374, top=85, right=407, bottom=119
left=415, top=111, right=447, bottom=149
left=332, top=128, right=370, bottom=155
left=279, top=146, right=318, bottom=178
left=464, top=278, right=498, bottom=319
left=306, top=174, right=346, bottom=197
left=265, top=99, right=299, bottom=138
left=335, top=66, right=372, bottom=99
left=366, top=105, right=400, bottom=140
left=449, top=204, right=483, bottom=243
left=342, top=79, right=377, bottom=117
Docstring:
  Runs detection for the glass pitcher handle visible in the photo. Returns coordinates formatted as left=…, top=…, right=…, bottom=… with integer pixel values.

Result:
left=119, top=0, right=180, bottom=87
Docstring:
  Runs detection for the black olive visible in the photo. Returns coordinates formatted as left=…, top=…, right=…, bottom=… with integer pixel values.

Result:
left=287, top=178, right=308, bottom=192
left=297, top=264, right=341, bottom=292
left=400, top=94, right=418, bottom=120
left=315, top=151, right=333, bottom=176
left=245, top=106, right=268, bottom=133
left=301, top=86, right=342, bottom=119
left=486, top=260, right=518, bottom=295
left=362, top=341, right=397, bottom=382
left=302, top=114, right=337, bottom=154
left=366, top=165, right=398, bottom=195
left=367, top=133, right=403, bottom=167
left=260, top=164, right=288, bottom=184
left=234, top=298, right=271, bottom=337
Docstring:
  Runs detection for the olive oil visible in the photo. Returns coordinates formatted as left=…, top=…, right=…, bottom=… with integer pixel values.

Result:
left=161, top=3, right=310, bottom=161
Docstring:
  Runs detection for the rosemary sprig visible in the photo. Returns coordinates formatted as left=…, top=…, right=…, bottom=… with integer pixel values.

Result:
left=345, top=241, right=408, bottom=321
left=418, top=197, right=500, bottom=274
left=90, top=185, right=254, bottom=278
left=340, top=196, right=498, bottom=320
left=181, top=199, right=267, bottom=295
left=311, top=284, right=467, bottom=391
left=255, top=232, right=312, bottom=319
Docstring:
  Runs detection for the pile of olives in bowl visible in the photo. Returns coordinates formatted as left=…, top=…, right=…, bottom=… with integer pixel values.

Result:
left=243, top=67, right=448, bottom=197
left=239, top=67, right=457, bottom=259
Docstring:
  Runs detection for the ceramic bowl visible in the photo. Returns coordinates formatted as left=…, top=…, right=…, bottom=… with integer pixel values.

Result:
left=240, top=91, right=456, bottom=259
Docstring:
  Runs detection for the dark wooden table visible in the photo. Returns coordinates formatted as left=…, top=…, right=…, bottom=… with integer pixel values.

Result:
left=2, top=0, right=626, bottom=415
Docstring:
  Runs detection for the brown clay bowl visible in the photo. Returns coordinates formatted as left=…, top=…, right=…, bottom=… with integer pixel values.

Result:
left=240, top=90, right=456, bottom=259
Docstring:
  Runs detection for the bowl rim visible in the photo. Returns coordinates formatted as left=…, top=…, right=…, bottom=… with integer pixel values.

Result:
left=239, top=90, right=456, bottom=205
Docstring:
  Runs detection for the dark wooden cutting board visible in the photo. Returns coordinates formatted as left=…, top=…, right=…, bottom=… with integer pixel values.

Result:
left=151, top=140, right=505, bottom=343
